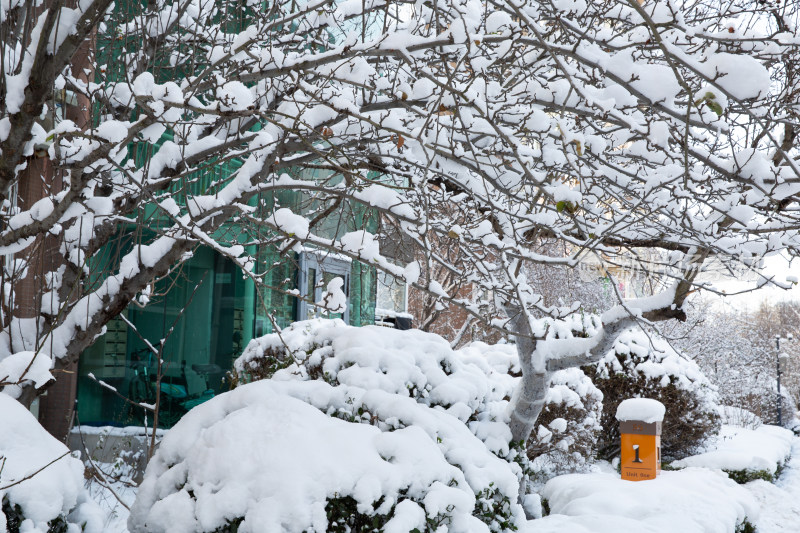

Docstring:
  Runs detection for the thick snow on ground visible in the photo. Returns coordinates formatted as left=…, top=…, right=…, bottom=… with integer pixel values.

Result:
left=615, top=398, right=665, bottom=423
left=747, top=436, right=800, bottom=532
left=526, top=420, right=800, bottom=533
left=673, top=425, right=794, bottom=475
left=0, top=394, right=103, bottom=532
left=531, top=468, right=758, bottom=533
left=525, top=513, right=666, bottom=532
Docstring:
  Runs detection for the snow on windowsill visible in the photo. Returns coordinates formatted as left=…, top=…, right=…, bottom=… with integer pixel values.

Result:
left=374, top=307, right=414, bottom=319
left=70, top=425, right=167, bottom=438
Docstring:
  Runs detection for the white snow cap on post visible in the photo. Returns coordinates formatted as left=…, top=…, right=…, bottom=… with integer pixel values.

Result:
left=616, top=398, right=666, bottom=423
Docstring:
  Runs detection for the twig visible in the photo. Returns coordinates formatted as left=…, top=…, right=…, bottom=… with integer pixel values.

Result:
left=0, top=451, right=70, bottom=491
left=86, top=373, right=154, bottom=412
left=74, top=416, right=132, bottom=511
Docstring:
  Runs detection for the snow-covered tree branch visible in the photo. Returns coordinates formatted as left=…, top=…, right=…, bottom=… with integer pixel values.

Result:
left=1, top=0, right=800, bottom=450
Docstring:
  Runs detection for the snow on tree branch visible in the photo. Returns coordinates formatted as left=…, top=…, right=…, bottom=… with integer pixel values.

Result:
left=1, top=0, right=800, bottom=446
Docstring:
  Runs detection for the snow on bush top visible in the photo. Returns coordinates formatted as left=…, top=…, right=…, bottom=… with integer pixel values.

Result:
left=131, top=320, right=537, bottom=531
left=616, top=398, right=665, bottom=423
left=535, top=468, right=758, bottom=533
left=597, top=328, right=717, bottom=402
left=129, top=379, right=526, bottom=533
left=0, top=394, right=101, bottom=533
left=233, top=319, right=521, bottom=456
left=592, top=327, right=721, bottom=461
left=543, top=367, right=602, bottom=411
left=233, top=319, right=606, bottom=484
left=672, top=425, right=794, bottom=475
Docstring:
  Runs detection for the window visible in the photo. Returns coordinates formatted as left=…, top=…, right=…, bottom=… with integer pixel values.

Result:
left=376, top=270, right=407, bottom=316
left=77, top=248, right=254, bottom=427
left=297, top=252, right=351, bottom=323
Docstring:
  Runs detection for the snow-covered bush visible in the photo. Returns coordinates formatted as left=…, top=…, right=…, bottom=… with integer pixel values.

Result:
left=787, top=416, right=800, bottom=436
left=535, top=468, right=759, bottom=533
left=233, top=319, right=521, bottom=455
left=589, top=329, right=721, bottom=461
left=129, top=380, right=524, bottom=532
left=131, top=320, right=528, bottom=532
left=0, top=395, right=102, bottom=533
left=234, top=320, right=605, bottom=480
left=525, top=368, right=603, bottom=479
left=672, top=424, right=793, bottom=484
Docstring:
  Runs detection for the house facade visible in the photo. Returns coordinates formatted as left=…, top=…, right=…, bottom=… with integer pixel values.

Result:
left=23, top=4, right=386, bottom=435
left=74, top=180, right=380, bottom=428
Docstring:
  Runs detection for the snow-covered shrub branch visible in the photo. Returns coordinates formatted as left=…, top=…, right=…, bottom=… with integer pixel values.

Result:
left=0, top=395, right=102, bottom=533
left=590, top=328, right=721, bottom=461
left=131, top=319, right=529, bottom=531
left=525, top=368, right=603, bottom=480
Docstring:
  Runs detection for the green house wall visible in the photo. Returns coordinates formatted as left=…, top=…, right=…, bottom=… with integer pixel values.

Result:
left=76, top=1, right=379, bottom=428
left=76, top=142, right=379, bottom=429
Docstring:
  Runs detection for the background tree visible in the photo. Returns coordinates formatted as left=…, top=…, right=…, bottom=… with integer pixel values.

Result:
left=407, top=236, right=621, bottom=348
left=670, top=299, right=800, bottom=425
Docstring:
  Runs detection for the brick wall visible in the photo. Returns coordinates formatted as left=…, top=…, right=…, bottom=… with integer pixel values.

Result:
left=16, top=26, right=95, bottom=442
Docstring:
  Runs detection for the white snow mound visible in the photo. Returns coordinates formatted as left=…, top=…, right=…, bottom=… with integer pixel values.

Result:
left=128, top=379, right=526, bottom=533
left=0, top=394, right=102, bottom=533
left=234, top=319, right=521, bottom=456
left=673, top=425, right=793, bottom=475
left=616, top=398, right=665, bottom=423
left=533, top=468, right=758, bottom=533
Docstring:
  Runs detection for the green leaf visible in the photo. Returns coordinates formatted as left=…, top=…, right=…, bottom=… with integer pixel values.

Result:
left=706, top=100, right=723, bottom=116
left=556, top=200, right=577, bottom=214
left=693, top=91, right=723, bottom=116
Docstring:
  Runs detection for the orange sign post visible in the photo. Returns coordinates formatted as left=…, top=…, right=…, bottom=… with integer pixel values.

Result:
left=619, top=420, right=661, bottom=481
left=616, top=398, right=665, bottom=482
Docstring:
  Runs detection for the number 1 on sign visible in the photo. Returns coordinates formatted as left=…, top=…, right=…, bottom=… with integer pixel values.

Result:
left=633, top=444, right=642, bottom=463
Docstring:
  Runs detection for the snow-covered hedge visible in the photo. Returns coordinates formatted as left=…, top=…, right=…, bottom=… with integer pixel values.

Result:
left=589, top=329, right=721, bottom=460
left=0, top=395, right=102, bottom=533
left=534, top=468, right=759, bottom=533
left=131, top=320, right=529, bottom=532
left=233, top=319, right=521, bottom=450
left=234, top=320, right=605, bottom=480
left=129, top=379, right=528, bottom=532
left=525, top=368, right=602, bottom=479
left=672, top=424, right=794, bottom=483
